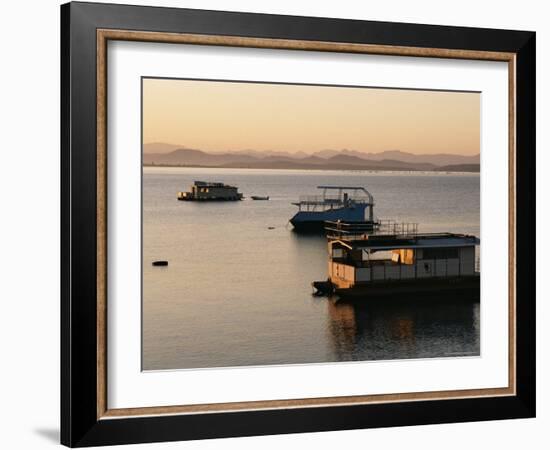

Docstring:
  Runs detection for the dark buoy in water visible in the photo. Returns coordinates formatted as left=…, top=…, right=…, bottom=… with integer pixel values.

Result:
left=152, top=260, right=168, bottom=266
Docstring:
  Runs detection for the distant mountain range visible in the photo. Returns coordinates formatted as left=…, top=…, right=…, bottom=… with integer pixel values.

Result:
left=143, top=143, right=480, bottom=172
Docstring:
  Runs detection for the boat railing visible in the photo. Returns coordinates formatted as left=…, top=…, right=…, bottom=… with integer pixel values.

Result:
left=325, top=219, right=419, bottom=240
left=298, top=194, right=371, bottom=205
left=298, top=195, right=343, bottom=204
left=376, top=220, right=419, bottom=236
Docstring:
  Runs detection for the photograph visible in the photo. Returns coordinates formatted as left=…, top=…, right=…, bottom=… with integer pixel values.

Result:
left=141, top=77, right=481, bottom=371
left=56, top=2, right=537, bottom=446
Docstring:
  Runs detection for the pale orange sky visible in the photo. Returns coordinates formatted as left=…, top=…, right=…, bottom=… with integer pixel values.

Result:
left=143, top=78, right=480, bottom=155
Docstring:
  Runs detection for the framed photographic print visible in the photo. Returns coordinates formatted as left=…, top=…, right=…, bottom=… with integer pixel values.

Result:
left=61, top=1, right=536, bottom=447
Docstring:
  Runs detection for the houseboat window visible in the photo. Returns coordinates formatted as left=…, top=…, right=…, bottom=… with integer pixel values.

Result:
left=363, top=250, right=393, bottom=261
left=422, top=247, right=459, bottom=259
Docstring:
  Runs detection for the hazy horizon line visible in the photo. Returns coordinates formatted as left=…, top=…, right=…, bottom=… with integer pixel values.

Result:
left=143, top=142, right=480, bottom=157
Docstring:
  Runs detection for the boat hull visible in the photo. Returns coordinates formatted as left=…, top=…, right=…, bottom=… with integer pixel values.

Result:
left=332, top=276, right=480, bottom=301
left=290, top=205, right=371, bottom=232
left=177, top=197, right=242, bottom=201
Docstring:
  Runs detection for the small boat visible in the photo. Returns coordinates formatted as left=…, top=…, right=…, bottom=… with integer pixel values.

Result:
left=289, top=186, right=377, bottom=233
left=312, top=280, right=334, bottom=296
left=251, top=195, right=269, bottom=201
left=177, top=181, right=243, bottom=201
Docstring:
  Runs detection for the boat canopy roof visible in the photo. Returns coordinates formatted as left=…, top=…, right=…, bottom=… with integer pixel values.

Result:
left=332, top=233, right=480, bottom=251
left=317, top=186, right=368, bottom=190
left=193, top=180, right=237, bottom=188
left=293, top=185, right=374, bottom=206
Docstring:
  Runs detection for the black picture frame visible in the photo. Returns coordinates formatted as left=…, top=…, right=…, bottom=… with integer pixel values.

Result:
left=61, top=1, right=536, bottom=447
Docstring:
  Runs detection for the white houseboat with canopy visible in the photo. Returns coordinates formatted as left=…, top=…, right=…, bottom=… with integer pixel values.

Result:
left=313, top=221, right=480, bottom=299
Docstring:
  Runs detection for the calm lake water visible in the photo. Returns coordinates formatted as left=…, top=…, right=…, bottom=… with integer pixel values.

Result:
left=142, top=167, right=480, bottom=370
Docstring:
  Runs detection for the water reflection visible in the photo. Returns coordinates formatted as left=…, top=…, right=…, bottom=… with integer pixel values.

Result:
left=326, top=298, right=480, bottom=361
left=326, top=302, right=357, bottom=359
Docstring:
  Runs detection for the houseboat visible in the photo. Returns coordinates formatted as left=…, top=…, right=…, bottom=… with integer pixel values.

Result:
left=289, top=186, right=377, bottom=232
left=313, top=220, right=480, bottom=300
left=177, top=181, right=243, bottom=201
